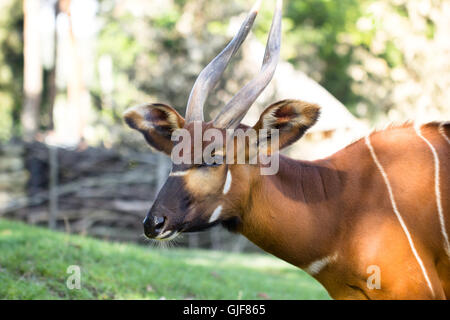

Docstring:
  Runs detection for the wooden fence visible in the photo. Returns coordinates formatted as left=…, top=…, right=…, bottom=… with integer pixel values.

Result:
left=0, top=141, right=257, bottom=252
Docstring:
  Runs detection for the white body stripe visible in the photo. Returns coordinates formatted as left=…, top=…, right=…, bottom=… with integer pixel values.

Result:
left=439, top=122, right=450, bottom=145
left=415, top=125, right=450, bottom=258
left=305, top=253, right=338, bottom=275
left=365, top=135, right=435, bottom=296
left=209, top=205, right=223, bottom=223
left=223, top=170, right=232, bottom=195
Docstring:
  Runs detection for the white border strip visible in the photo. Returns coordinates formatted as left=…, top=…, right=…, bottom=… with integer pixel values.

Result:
left=365, top=135, right=435, bottom=296
left=305, top=253, right=338, bottom=275
left=223, top=170, right=232, bottom=195
left=209, top=205, right=223, bottom=223
left=415, top=125, right=450, bottom=258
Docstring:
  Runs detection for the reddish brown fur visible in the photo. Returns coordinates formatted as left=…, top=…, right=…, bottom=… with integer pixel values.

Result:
left=232, top=122, right=450, bottom=299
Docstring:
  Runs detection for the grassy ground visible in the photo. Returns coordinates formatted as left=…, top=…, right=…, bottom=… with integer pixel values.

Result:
left=0, top=218, right=330, bottom=300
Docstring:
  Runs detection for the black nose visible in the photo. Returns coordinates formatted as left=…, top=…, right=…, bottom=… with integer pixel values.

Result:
left=143, top=215, right=166, bottom=238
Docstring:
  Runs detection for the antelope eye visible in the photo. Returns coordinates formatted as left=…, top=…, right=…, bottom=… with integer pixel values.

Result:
left=198, top=161, right=222, bottom=168
left=198, top=155, right=224, bottom=168
left=209, top=162, right=222, bottom=167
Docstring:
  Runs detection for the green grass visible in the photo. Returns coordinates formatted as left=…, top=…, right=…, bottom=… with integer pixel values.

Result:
left=0, top=218, right=330, bottom=300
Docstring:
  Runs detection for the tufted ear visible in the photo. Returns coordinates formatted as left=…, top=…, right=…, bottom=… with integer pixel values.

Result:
left=123, top=103, right=185, bottom=155
left=253, top=99, right=320, bottom=152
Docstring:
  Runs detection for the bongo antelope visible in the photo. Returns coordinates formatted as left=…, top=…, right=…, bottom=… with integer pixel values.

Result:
left=123, top=0, right=450, bottom=299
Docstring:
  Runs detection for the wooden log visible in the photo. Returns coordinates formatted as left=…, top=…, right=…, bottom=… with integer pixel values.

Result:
left=0, top=144, right=24, bottom=156
left=0, top=191, right=26, bottom=207
left=0, top=169, right=154, bottom=215
left=0, top=157, right=24, bottom=172
left=0, top=171, right=28, bottom=191
left=26, top=209, right=139, bottom=225
left=110, top=200, right=151, bottom=213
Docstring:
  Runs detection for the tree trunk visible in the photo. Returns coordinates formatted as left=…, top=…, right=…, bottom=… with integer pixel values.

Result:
left=60, top=0, right=87, bottom=144
left=22, top=0, right=43, bottom=141
left=46, top=0, right=59, bottom=131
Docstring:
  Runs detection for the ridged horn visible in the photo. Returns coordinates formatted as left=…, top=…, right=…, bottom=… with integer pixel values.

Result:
left=184, top=0, right=262, bottom=123
left=213, top=0, right=282, bottom=129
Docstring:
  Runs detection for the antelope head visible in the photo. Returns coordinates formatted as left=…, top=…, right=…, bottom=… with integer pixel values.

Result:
left=123, top=0, right=320, bottom=240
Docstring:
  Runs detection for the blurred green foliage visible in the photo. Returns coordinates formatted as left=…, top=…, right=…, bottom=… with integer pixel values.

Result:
left=284, top=0, right=366, bottom=113
left=271, top=0, right=378, bottom=114
left=0, top=0, right=23, bottom=140
left=94, top=0, right=399, bottom=121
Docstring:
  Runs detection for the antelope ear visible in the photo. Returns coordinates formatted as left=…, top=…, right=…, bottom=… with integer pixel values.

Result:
left=253, top=99, right=320, bottom=151
left=123, top=103, right=185, bottom=155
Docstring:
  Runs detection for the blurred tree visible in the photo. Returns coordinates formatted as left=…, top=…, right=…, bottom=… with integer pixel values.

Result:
left=347, top=0, right=450, bottom=123
left=277, top=0, right=367, bottom=114
left=0, top=0, right=23, bottom=141
left=44, top=0, right=60, bottom=130
left=22, top=0, right=43, bottom=141
left=60, top=0, right=88, bottom=143
left=281, top=0, right=449, bottom=122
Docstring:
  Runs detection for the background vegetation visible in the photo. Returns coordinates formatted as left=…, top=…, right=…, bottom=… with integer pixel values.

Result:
left=1, top=0, right=449, bottom=142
